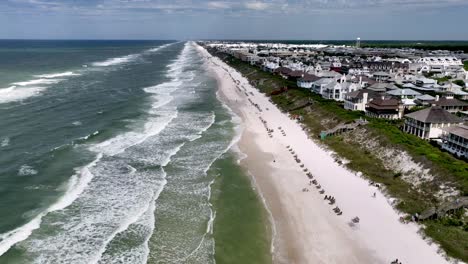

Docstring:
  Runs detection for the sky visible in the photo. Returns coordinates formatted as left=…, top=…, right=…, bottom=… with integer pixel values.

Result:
left=1, top=0, right=468, bottom=40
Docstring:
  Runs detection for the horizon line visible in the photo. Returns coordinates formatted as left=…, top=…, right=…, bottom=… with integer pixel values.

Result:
left=1, top=38, right=468, bottom=42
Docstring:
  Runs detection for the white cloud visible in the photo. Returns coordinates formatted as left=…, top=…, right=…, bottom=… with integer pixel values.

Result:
left=244, top=1, right=270, bottom=10
left=207, top=1, right=231, bottom=9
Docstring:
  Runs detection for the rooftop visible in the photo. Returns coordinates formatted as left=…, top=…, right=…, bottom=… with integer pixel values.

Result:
left=405, top=106, right=463, bottom=123
left=443, top=124, right=468, bottom=139
left=428, top=97, right=468, bottom=107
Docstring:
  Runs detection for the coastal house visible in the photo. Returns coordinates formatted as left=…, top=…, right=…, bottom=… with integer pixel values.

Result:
left=318, top=70, right=342, bottom=79
left=311, top=78, right=335, bottom=95
left=427, top=96, right=468, bottom=113
left=321, top=81, right=360, bottom=101
left=262, top=61, right=279, bottom=72
left=297, top=74, right=320, bottom=89
left=440, top=124, right=468, bottom=159
left=287, top=70, right=305, bottom=81
left=344, top=89, right=377, bottom=111
left=386, top=89, right=422, bottom=99
left=415, top=94, right=436, bottom=106
left=372, top=71, right=392, bottom=82
left=274, top=67, right=292, bottom=79
left=366, top=96, right=404, bottom=119
left=403, top=106, right=463, bottom=139
left=368, top=82, right=399, bottom=93
left=414, top=77, right=438, bottom=89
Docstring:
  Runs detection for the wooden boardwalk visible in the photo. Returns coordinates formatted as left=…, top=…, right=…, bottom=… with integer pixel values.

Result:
left=320, top=119, right=368, bottom=139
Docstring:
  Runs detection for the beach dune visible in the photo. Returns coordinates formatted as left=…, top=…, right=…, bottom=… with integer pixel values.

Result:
left=196, top=44, right=450, bottom=264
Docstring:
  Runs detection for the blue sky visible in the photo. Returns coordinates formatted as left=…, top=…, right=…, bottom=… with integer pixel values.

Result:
left=1, top=0, right=468, bottom=40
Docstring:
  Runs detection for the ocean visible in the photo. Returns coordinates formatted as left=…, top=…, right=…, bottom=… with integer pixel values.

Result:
left=0, top=40, right=270, bottom=264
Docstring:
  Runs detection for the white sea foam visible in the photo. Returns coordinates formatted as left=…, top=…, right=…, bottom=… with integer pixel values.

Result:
left=92, top=54, right=140, bottom=67
left=35, top=71, right=80, bottom=78
left=18, top=165, right=38, bottom=176
left=0, top=154, right=102, bottom=256
left=1, top=137, right=10, bottom=147
left=90, top=44, right=193, bottom=156
left=13, top=78, right=63, bottom=86
left=0, top=86, right=47, bottom=104
left=90, top=110, right=178, bottom=156
left=0, top=71, right=78, bottom=104
left=0, top=42, right=206, bottom=263
left=48, top=154, right=103, bottom=212
left=145, top=43, right=173, bottom=53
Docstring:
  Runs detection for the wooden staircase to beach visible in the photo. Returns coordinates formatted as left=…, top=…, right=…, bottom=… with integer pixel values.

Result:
left=320, top=118, right=369, bottom=139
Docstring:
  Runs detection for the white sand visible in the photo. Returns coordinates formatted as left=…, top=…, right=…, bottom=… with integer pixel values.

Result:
left=196, top=44, right=451, bottom=264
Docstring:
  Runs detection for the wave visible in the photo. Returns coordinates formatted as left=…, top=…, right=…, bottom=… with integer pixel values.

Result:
left=145, top=43, right=173, bottom=53
left=92, top=42, right=174, bottom=68
left=35, top=71, right=80, bottom=78
left=0, top=154, right=102, bottom=256
left=90, top=44, right=192, bottom=156
left=13, top=78, right=63, bottom=86
left=18, top=165, right=38, bottom=176
left=92, top=54, right=140, bottom=67
left=1, top=71, right=79, bottom=104
left=1, top=137, right=10, bottom=147
left=0, top=42, right=201, bottom=263
left=0, top=86, right=47, bottom=104
left=79, top=131, right=99, bottom=141
left=48, top=154, right=103, bottom=212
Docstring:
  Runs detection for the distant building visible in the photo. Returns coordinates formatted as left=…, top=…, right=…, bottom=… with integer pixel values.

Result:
left=368, top=82, right=399, bottom=93
left=440, top=124, right=468, bottom=159
left=427, top=96, right=468, bottom=113
left=386, top=88, right=422, bottom=99
left=403, top=106, right=463, bottom=139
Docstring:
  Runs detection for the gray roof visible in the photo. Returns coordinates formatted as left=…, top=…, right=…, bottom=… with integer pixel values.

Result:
left=298, top=73, right=320, bottom=82
left=368, top=82, right=388, bottom=92
left=428, top=97, right=468, bottom=107
left=345, top=89, right=377, bottom=99
left=405, top=106, right=463, bottom=123
left=416, top=94, right=436, bottom=101
left=320, top=70, right=342, bottom=78
left=373, top=71, right=391, bottom=76
left=387, top=88, right=421, bottom=97
left=442, top=124, right=468, bottom=139
left=313, top=78, right=334, bottom=85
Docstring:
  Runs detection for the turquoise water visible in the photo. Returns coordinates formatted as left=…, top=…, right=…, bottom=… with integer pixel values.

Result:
left=0, top=40, right=247, bottom=263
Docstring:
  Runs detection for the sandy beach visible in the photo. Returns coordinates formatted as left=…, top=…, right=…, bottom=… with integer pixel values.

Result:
left=196, top=44, right=452, bottom=264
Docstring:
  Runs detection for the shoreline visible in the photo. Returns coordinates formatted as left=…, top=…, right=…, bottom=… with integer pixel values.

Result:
left=197, top=44, right=452, bottom=264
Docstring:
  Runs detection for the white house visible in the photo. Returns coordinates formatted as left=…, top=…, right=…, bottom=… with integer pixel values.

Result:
left=403, top=106, right=463, bottom=139
left=344, top=89, right=376, bottom=111
left=311, top=78, right=335, bottom=95
left=297, top=74, right=320, bottom=89
left=321, top=79, right=360, bottom=102
left=440, top=124, right=468, bottom=159
left=386, top=88, right=421, bottom=99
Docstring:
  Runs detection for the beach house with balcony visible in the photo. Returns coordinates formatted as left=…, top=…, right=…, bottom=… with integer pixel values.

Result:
left=311, top=78, right=335, bottom=95
left=366, top=96, right=404, bottom=119
left=297, top=74, right=320, bottom=89
left=403, top=106, right=463, bottom=139
left=427, top=96, right=468, bottom=113
left=321, top=81, right=360, bottom=101
left=344, top=89, right=377, bottom=111
left=440, top=124, right=468, bottom=159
